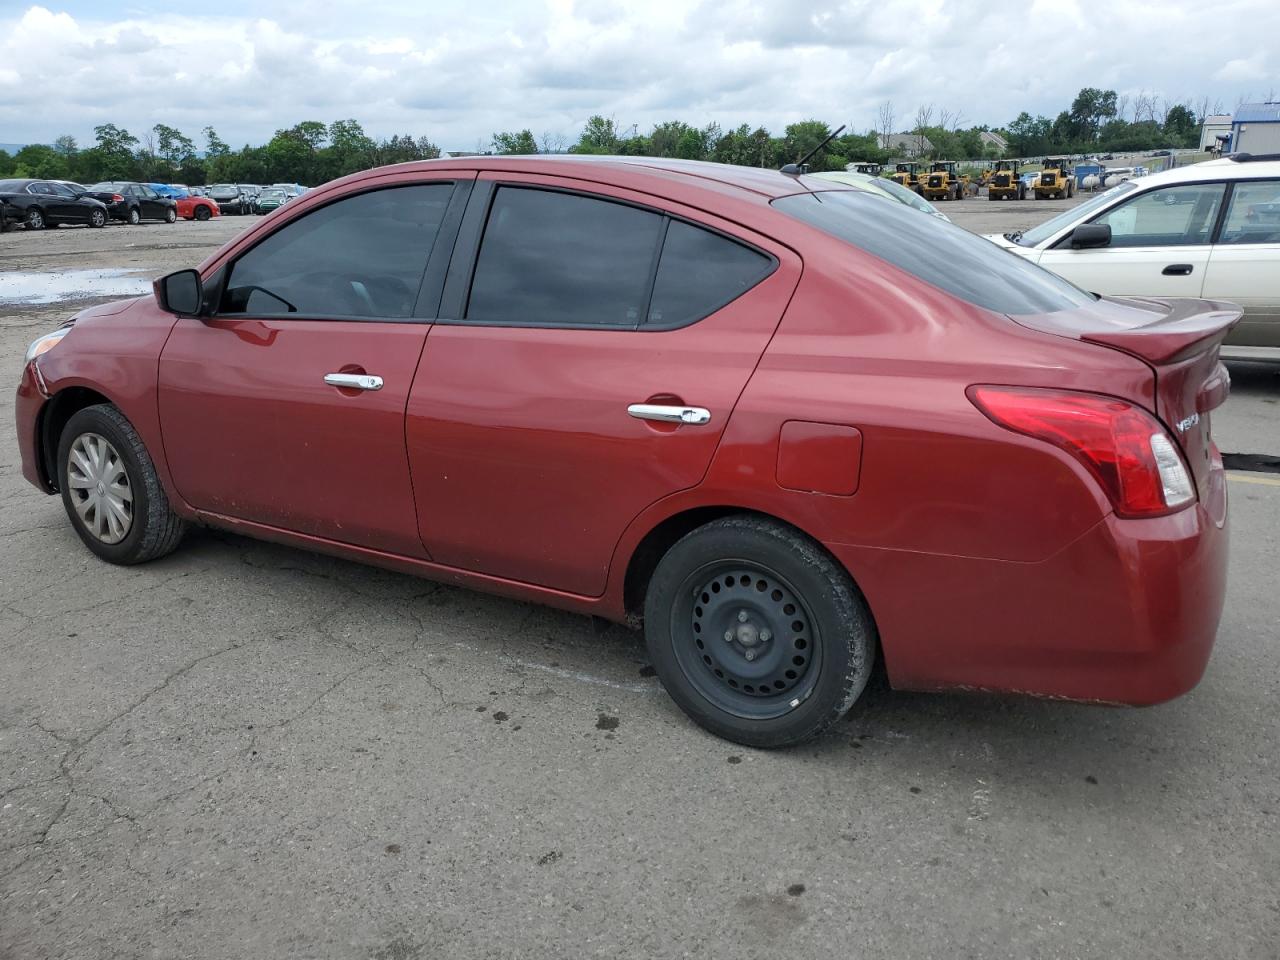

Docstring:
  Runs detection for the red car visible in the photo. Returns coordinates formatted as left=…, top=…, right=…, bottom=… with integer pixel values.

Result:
left=14, top=157, right=1236, bottom=746
left=175, top=193, right=219, bottom=221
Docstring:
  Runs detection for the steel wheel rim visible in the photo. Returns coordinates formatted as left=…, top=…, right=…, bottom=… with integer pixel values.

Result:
left=92, top=210, right=105, bottom=226
left=670, top=560, right=822, bottom=720
left=66, top=432, right=133, bottom=544
left=28, top=210, right=43, bottom=227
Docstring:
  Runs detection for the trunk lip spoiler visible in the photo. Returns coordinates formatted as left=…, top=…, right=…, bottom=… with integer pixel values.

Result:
left=1076, top=296, right=1243, bottom=366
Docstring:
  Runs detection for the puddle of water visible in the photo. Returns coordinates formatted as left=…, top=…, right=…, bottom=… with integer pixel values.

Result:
left=0, top=268, right=153, bottom=305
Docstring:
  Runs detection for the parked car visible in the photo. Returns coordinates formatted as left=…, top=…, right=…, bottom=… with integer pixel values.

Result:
left=15, top=156, right=1235, bottom=747
left=175, top=193, right=220, bottom=221
left=207, top=184, right=251, bottom=215
left=0, top=178, right=109, bottom=229
left=987, top=154, right=1280, bottom=362
left=810, top=170, right=950, bottom=221
left=84, top=182, right=178, bottom=224
left=253, top=187, right=290, bottom=213
left=149, top=183, right=190, bottom=200
left=237, top=184, right=261, bottom=209
left=272, top=182, right=307, bottom=199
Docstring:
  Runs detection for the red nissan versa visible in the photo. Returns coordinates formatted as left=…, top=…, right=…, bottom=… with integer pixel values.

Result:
left=14, top=157, right=1237, bottom=747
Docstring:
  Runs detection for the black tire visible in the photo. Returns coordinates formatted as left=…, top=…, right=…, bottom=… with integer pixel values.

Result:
left=56, top=404, right=186, bottom=565
left=165, top=207, right=177, bottom=223
left=24, top=206, right=45, bottom=229
left=195, top=205, right=211, bottom=221
left=89, top=208, right=106, bottom=228
left=643, top=516, right=876, bottom=748
left=127, top=206, right=141, bottom=225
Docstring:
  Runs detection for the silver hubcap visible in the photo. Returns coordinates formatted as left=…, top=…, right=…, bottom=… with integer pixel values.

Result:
left=66, top=433, right=133, bottom=544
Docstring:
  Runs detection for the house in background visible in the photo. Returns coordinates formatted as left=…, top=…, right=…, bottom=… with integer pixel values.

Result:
left=879, top=133, right=932, bottom=157
left=1230, top=103, right=1280, bottom=154
left=1198, top=114, right=1233, bottom=152
left=979, top=131, right=1008, bottom=155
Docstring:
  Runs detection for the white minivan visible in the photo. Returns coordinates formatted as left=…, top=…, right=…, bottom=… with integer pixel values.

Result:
left=988, top=154, right=1280, bottom=361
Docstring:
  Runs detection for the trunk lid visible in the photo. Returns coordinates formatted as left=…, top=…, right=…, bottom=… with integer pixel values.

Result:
left=1011, top=296, right=1242, bottom=497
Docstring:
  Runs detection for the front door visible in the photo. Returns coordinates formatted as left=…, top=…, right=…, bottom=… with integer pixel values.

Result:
left=406, top=175, right=801, bottom=596
left=1036, top=181, right=1226, bottom=299
left=158, top=178, right=468, bottom=556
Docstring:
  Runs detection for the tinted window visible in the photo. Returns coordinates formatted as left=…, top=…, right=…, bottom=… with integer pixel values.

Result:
left=467, top=187, right=663, bottom=327
left=1217, top=180, right=1280, bottom=244
left=1093, top=183, right=1225, bottom=247
left=773, top=190, right=1094, bottom=315
left=30, top=182, right=54, bottom=195
left=647, top=220, right=772, bottom=326
left=50, top=183, right=78, bottom=198
left=221, top=184, right=452, bottom=319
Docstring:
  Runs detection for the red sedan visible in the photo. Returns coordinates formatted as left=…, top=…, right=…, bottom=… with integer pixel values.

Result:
left=175, top=193, right=219, bottom=221
left=13, top=157, right=1236, bottom=746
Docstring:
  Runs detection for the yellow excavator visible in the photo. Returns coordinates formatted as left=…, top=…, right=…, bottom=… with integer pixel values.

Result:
left=920, top=161, right=965, bottom=201
left=1033, top=157, right=1075, bottom=200
left=890, top=162, right=923, bottom=193
left=987, top=160, right=1025, bottom=200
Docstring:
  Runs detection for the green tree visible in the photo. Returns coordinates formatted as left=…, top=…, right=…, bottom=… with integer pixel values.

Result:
left=328, top=119, right=376, bottom=176
left=92, top=123, right=140, bottom=179
left=1163, top=104, right=1198, bottom=147
left=492, top=129, right=538, bottom=154
left=0, top=149, right=14, bottom=176
left=572, top=115, right=619, bottom=154
left=1067, top=87, right=1118, bottom=142
left=53, top=135, right=78, bottom=161
left=203, top=126, right=230, bottom=158
left=13, top=144, right=66, bottom=179
left=153, top=124, right=197, bottom=180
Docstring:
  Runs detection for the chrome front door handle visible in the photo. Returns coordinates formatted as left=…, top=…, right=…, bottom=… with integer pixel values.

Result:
left=324, top=372, right=383, bottom=391
left=627, top=403, right=712, bottom=425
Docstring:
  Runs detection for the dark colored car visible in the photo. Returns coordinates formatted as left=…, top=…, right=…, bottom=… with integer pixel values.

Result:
left=207, top=184, right=250, bottom=215
left=85, top=182, right=178, bottom=225
left=0, top=178, right=109, bottom=229
left=14, top=157, right=1236, bottom=747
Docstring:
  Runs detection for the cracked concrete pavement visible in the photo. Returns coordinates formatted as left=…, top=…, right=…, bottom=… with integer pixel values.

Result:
left=2, top=216, right=1279, bottom=960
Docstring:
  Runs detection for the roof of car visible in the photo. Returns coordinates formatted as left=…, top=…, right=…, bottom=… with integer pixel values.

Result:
left=346, top=155, right=829, bottom=201
left=1133, top=156, right=1280, bottom=188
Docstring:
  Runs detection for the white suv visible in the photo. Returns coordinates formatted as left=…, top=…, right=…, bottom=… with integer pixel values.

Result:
left=988, top=154, right=1280, bottom=361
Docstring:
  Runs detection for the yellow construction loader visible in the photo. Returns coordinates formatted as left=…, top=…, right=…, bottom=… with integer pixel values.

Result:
left=1033, top=157, right=1075, bottom=199
left=987, top=160, right=1025, bottom=200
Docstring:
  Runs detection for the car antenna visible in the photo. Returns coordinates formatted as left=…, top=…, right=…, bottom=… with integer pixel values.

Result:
left=780, top=125, right=847, bottom=176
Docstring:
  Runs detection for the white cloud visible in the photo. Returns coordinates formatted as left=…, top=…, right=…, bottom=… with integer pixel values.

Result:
left=2, top=0, right=1278, bottom=152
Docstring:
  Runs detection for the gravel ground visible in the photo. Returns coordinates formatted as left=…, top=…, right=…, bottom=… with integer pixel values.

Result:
left=2, top=206, right=1278, bottom=960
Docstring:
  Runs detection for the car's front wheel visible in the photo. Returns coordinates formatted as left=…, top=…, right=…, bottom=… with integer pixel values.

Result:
left=194, top=205, right=211, bottom=221
left=89, top=209, right=106, bottom=228
left=644, top=516, right=876, bottom=747
left=57, top=404, right=186, bottom=565
left=165, top=207, right=177, bottom=223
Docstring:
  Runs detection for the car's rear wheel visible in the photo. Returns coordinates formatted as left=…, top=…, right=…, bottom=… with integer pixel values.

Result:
left=24, top=207, right=45, bottom=229
left=127, top=206, right=141, bottom=225
left=89, top=208, right=106, bottom=228
left=165, top=207, right=177, bottom=223
left=644, top=516, right=876, bottom=747
left=57, top=404, right=186, bottom=565
left=195, top=205, right=211, bottom=221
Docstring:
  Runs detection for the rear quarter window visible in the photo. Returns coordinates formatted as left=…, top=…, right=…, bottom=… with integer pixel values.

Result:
left=773, top=190, right=1095, bottom=315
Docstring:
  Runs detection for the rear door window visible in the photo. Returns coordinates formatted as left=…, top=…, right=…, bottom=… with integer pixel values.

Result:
left=466, top=187, right=663, bottom=327
left=1217, top=180, right=1280, bottom=244
left=646, top=220, right=773, bottom=327
left=220, top=184, right=453, bottom=319
left=773, top=190, right=1094, bottom=315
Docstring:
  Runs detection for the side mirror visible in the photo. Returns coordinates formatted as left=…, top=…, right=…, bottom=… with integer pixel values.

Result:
left=1069, top=223, right=1111, bottom=249
left=154, top=268, right=204, bottom=315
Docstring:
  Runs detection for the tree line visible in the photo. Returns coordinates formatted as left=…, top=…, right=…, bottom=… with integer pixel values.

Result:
left=0, top=88, right=1231, bottom=187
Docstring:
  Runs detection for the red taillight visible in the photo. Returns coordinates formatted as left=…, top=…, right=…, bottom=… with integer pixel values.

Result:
left=111, top=194, right=124, bottom=202
left=967, top=385, right=1195, bottom=518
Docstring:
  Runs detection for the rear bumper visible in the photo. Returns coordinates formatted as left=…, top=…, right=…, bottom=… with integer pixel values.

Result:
left=827, top=466, right=1229, bottom=706
left=15, top=359, right=52, bottom=492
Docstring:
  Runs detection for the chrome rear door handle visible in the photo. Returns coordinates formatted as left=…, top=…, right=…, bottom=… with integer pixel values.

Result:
left=324, top=372, right=383, bottom=391
left=627, top=403, right=712, bottom=425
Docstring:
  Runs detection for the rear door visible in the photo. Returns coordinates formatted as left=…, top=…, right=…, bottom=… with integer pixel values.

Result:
left=406, top=175, right=800, bottom=596
left=1036, top=182, right=1225, bottom=298
left=137, top=185, right=166, bottom=220
left=1204, top=178, right=1280, bottom=351
left=158, top=176, right=471, bottom=555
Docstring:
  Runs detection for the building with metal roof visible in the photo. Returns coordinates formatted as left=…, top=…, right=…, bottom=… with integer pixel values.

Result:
left=1230, top=102, right=1280, bottom=154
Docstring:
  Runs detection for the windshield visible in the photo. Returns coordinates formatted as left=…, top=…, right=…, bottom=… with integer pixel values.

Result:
left=774, top=190, right=1095, bottom=316
left=210, top=184, right=239, bottom=195
left=1018, top=182, right=1139, bottom=246
left=260, top=189, right=286, bottom=199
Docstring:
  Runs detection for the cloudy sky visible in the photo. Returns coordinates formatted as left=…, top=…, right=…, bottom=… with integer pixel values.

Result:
left=1, top=0, right=1276, bottom=151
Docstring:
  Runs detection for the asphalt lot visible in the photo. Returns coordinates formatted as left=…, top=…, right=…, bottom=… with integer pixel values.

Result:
left=2, top=202, right=1278, bottom=960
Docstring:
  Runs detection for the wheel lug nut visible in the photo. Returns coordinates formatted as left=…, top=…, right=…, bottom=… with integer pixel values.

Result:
left=737, top=610, right=749, bottom=623
left=759, top=629, right=771, bottom=642
left=723, top=630, right=734, bottom=642
left=744, top=649, right=756, bottom=661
